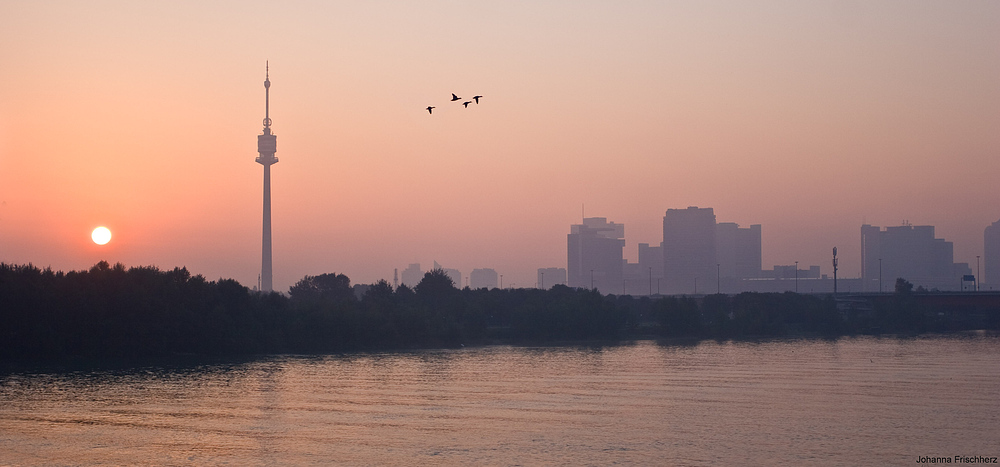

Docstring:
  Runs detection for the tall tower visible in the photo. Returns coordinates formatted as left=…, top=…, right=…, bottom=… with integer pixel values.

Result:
left=256, top=63, right=278, bottom=292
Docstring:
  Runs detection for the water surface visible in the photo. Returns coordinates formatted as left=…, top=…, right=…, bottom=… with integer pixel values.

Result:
left=2, top=335, right=998, bottom=465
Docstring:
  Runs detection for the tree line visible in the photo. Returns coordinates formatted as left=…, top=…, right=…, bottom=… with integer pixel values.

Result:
left=0, top=262, right=622, bottom=361
left=1, top=262, right=994, bottom=362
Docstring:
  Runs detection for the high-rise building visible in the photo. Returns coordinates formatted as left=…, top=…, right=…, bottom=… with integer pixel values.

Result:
left=537, top=267, right=567, bottom=289
left=470, top=268, right=499, bottom=289
left=985, top=220, right=1000, bottom=289
left=400, top=263, right=422, bottom=287
left=716, top=222, right=762, bottom=280
left=637, top=243, right=663, bottom=278
left=860, top=224, right=882, bottom=292
left=444, top=269, right=462, bottom=288
left=663, top=207, right=717, bottom=294
left=861, top=224, right=971, bottom=291
left=636, top=243, right=663, bottom=295
left=567, top=217, right=625, bottom=294
left=255, top=63, right=278, bottom=292
left=433, top=261, right=462, bottom=288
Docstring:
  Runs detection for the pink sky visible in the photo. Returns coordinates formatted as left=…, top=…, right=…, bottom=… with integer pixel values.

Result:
left=2, top=1, right=998, bottom=291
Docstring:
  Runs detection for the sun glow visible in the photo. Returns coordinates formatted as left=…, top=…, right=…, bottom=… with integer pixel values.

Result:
left=91, top=227, right=112, bottom=245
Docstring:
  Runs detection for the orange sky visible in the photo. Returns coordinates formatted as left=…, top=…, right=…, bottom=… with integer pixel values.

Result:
left=2, top=1, right=998, bottom=291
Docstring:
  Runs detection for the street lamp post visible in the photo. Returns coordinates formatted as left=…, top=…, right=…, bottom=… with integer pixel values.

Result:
left=977, top=255, right=981, bottom=291
left=794, top=261, right=799, bottom=293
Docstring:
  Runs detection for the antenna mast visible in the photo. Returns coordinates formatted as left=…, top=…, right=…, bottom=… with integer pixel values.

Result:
left=832, top=247, right=839, bottom=294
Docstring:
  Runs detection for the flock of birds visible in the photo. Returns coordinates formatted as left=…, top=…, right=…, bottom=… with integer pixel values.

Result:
left=426, top=93, right=482, bottom=114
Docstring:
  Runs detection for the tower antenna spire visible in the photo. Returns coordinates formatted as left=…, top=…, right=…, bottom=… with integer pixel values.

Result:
left=263, top=61, right=272, bottom=133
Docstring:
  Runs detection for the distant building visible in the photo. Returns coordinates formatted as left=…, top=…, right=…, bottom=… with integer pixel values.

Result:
left=761, top=265, right=821, bottom=279
left=663, top=207, right=717, bottom=294
left=568, top=217, right=625, bottom=295
left=734, top=276, right=862, bottom=294
left=637, top=243, right=664, bottom=294
left=433, top=261, right=462, bottom=288
left=985, top=220, right=1000, bottom=290
left=653, top=207, right=765, bottom=295
left=537, top=267, right=567, bottom=289
left=716, top=222, right=762, bottom=281
left=400, top=263, right=422, bottom=288
left=470, top=268, right=498, bottom=289
left=861, top=224, right=971, bottom=291
left=444, top=269, right=462, bottom=288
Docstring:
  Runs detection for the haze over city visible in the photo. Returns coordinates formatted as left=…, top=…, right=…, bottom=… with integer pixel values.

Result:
left=2, top=1, right=998, bottom=292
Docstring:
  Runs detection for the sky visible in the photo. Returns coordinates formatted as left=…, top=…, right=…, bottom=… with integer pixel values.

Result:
left=1, top=1, right=998, bottom=292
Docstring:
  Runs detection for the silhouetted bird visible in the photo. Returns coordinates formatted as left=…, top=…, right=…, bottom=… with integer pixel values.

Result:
left=426, top=106, right=435, bottom=114
left=462, top=101, right=471, bottom=108
left=472, top=95, right=482, bottom=104
left=451, top=93, right=461, bottom=101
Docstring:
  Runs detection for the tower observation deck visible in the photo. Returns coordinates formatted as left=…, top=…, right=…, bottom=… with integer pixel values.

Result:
left=257, top=62, right=278, bottom=292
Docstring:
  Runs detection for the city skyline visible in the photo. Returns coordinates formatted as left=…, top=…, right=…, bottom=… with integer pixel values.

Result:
left=2, top=1, right=998, bottom=292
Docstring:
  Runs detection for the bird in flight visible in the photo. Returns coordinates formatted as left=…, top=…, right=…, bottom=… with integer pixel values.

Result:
left=462, top=101, right=471, bottom=108
left=472, top=95, right=482, bottom=104
left=426, top=106, right=435, bottom=114
left=451, top=93, right=461, bottom=101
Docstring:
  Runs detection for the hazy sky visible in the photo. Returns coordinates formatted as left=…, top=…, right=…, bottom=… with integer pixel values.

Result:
left=2, top=1, right=998, bottom=291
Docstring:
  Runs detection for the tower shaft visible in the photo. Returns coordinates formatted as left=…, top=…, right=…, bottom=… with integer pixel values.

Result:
left=261, top=164, right=273, bottom=292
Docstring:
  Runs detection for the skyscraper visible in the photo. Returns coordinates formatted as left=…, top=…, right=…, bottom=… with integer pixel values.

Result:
left=716, top=222, right=762, bottom=280
left=434, top=261, right=462, bottom=288
left=985, top=220, right=1000, bottom=289
left=860, top=224, right=882, bottom=292
left=861, top=224, right=970, bottom=291
left=400, top=263, right=422, bottom=287
left=470, top=268, right=499, bottom=289
left=663, top=207, right=716, bottom=294
left=636, top=243, right=663, bottom=294
left=256, top=63, right=278, bottom=292
left=567, top=217, right=625, bottom=294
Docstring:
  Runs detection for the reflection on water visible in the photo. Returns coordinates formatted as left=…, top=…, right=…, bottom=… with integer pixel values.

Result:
left=2, top=335, right=999, bottom=465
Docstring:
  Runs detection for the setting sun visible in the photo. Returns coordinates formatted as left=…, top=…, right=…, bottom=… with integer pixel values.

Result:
left=91, top=227, right=112, bottom=245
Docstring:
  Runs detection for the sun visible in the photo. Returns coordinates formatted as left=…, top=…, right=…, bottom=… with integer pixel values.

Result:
left=91, top=226, right=112, bottom=245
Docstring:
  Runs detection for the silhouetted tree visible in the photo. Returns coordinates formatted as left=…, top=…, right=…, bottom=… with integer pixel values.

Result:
left=289, top=273, right=355, bottom=304
left=362, top=279, right=395, bottom=305
left=415, top=269, right=457, bottom=304
left=6, top=260, right=980, bottom=363
left=395, top=283, right=415, bottom=301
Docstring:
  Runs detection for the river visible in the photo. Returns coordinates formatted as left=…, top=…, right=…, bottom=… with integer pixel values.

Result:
left=2, top=335, right=998, bottom=465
